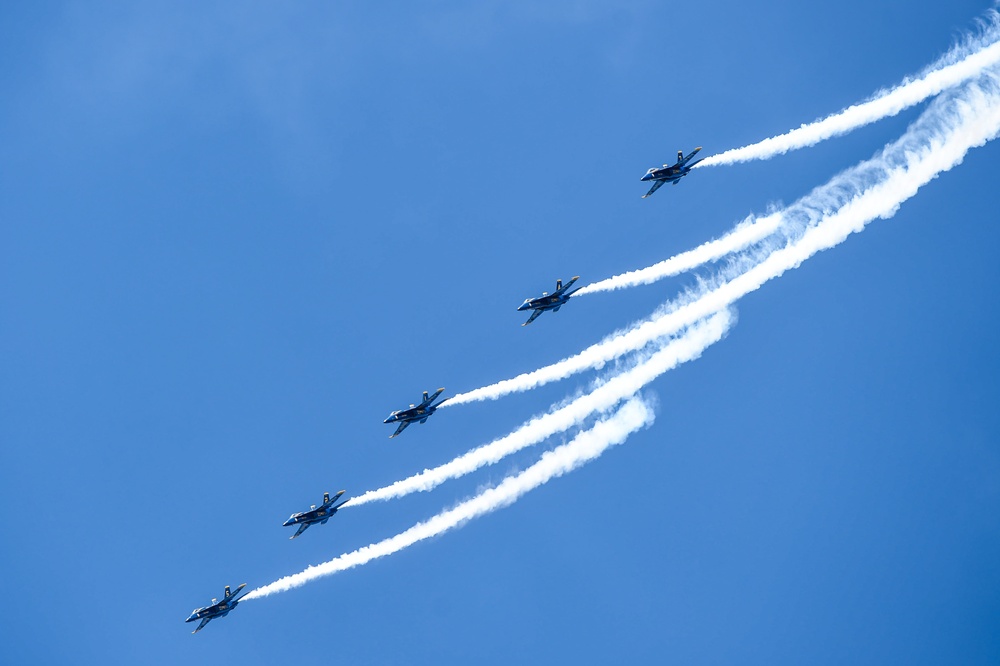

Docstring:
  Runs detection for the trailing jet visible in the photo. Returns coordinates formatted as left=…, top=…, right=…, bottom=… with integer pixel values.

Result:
left=283, top=490, right=349, bottom=539
left=186, top=583, right=248, bottom=634
left=384, top=388, right=447, bottom=438
left=640, top=147, right=704, bottom=197
left=517, top=276, right=581, bottom=326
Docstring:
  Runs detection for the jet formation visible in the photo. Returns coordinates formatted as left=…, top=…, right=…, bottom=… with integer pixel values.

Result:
left=283, top=490, right=349, bottom=539
left=640, top=147, right=703, bottom=197
left=186, top=144, right=703, bottom=632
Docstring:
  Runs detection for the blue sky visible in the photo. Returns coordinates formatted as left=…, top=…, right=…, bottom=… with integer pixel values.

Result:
left=2, top=1, right=999, bottom=664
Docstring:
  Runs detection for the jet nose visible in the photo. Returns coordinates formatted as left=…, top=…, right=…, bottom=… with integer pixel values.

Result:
left=283, top=517, right=295, bottom=526
left=383, top=416, right=394, bottom=424
left=640, top=172, right=652, bottom=181
left=517, top=300, right=530, bottom=311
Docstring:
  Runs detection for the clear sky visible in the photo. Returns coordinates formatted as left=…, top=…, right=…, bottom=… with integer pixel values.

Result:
left=2, top=1, right=999, bottom=664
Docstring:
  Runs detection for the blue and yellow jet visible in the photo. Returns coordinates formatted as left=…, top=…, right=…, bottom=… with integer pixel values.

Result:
left=283, top=490, right=349, bottom=539
left=186, top=583, right=248, bottom=634
left=384, top=388, right=448, bottom=438
left=517, top=276, right=581, bottom=326
left=640, top=147, right=703, bottom=197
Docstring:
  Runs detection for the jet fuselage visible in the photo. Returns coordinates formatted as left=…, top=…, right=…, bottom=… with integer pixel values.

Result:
left=518, top=293, right=571, bottom=312
left=384, top=405, right=435, bottom=424
left=641, top=164, right=689, bottom=183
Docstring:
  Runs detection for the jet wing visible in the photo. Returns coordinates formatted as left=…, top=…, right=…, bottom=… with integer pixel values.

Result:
left=522, top=309, right=545, bottom=326
left=679, top=146, right=702, bottom=165
left=553, top=276, right=579, bottom=296
left=418, top=388, right=445, bottom=408
left=324, top=490, right=346, bottom=507
left=290, top=523, right=310, bottom=539
left=642, top=179, right=666, bottom=198
left=389, top=421, right=411, bottom=438
left=192, top=617, right=211, bottom=634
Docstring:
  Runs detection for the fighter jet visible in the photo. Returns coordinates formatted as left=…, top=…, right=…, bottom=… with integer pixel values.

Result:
left=517, top=276, right=581, bottom=326
left=186, top=583, right=248, bottom=634
left=283, top=490, right=349, bottom=539
left=640, top=147, right=704, bottom=197
left=384, top=388, right=447, bottom=438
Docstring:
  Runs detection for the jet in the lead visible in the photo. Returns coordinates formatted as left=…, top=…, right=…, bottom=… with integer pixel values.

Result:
left=517, top=276, right=581, bottom=326
left=640, top=147, right=703, bottom=198
left=186, top=583, right=248, bottom=634
left=384, top=388, right=447, bottom=438
left=283, top=490, right=349, bottom=539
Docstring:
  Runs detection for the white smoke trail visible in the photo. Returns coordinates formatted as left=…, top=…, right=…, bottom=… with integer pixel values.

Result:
left=446, top=67, right=1000, bottom=407
left=243, top=395, right=656, bottom=599
left=697, top=11, right=1000, bottom=167
left=573, top=212, right=782, bottom=296
left=347, top=311, right=732, bottom=506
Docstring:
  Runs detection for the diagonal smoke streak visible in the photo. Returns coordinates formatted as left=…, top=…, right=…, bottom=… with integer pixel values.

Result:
left=347, top=311, right=732, bottom=507
left=697, top=11, right=1000, bottom=167
left=444, top=67, right=1000, bottom=408
left=573, top=212, right=783, bottom=296
left=238, top=40, right=1000, bottom=609
left=243, top=395, right=657, bottom=599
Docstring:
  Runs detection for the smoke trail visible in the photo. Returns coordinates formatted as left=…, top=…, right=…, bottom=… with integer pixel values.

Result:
left=573, top=212, right=782, bottom=296
left=576, top=12, right=1000, bottom=299
left=445, top=66, right=1000, bottom=407
left=243, top=395, right=656, bottom=599
left=239, top=46, right=1000, bottom=609
left=697, top=11, right=1000, bottom=167
left=347, top=311, right=732, bottom=506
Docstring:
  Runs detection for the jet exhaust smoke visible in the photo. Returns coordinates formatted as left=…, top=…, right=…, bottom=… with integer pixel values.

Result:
left=347, top=311, right=732, bottom=507
left=243, top=396, right=656, bottom=599
left=572, top=213, right=783, bottom=296
left=444, top=65, right=1000, bottom=408
left=240, top=36, right=1000, bottom=606
left=697, top=11, right=1000, bottom=167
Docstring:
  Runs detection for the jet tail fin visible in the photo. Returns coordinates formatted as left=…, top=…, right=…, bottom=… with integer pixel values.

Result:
left=677, top=150, right=684, bottom=163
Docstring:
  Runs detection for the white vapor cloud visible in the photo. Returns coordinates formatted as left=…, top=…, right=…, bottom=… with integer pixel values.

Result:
left=697, top=11, right=1000, bottom=167
left=444, top=65, right=1000, bottom=408
left=348, top=311, right=732, bottom=506
left=573, top=212, right=783, bottom=296
left=243, top=395, right=656, bottom=599
left=238, top=49, right=1000, bottom=609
